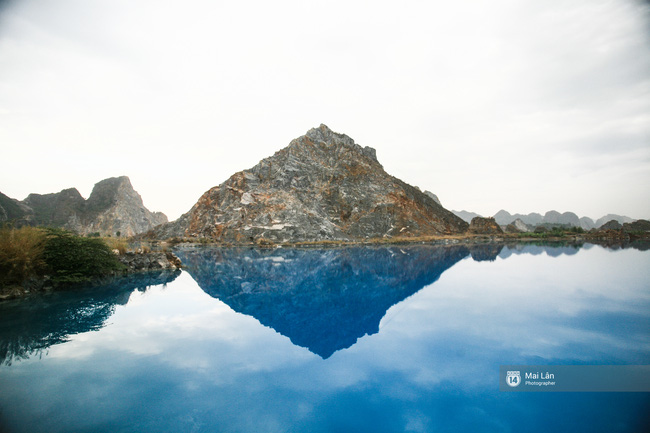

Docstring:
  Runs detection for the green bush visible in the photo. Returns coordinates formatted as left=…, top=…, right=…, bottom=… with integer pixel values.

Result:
left=42, top=229, right=125, bottom=284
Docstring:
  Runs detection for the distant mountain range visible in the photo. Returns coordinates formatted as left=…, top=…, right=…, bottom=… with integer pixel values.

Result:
left=2, top=126, right=645, bottom=241
left=0, top=176, right=166, bottom=236
left=451, top=209, right=635, bottom=230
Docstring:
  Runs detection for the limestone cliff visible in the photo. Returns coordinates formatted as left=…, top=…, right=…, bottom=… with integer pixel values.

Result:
left=22, top=188, right=86, bottom=228
left=1, top=176, right=167, bottom=236
left=504, top=218, right=530, bottom=233
left=157, top=124, right=468, bottom=242
left=467, top=217, right=504, bottom=235
left=80, top=177, right=168, bottom=237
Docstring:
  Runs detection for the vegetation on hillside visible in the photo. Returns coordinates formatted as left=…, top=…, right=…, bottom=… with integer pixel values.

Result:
left=0, top=226, right=125, bottom=292
left=518, top=226, right=585, bottom=239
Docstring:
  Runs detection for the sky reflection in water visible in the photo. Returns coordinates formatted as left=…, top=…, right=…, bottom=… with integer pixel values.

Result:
left=0, top=243, right=649, bottom=432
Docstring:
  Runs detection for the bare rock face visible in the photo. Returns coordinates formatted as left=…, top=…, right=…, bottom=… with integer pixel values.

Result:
left=118, top=251, right=182, bottom=272
left=22, top=188, right=86, bottom=229
left=468, top=217, right=504, bottom=235
left=423, top=191, right=441, bottom=206
left=504, top=218, right=530, bottom=233
left=1, top=177, right=167, bottom=237
left=157, top=124, right=468, bottom=242
left=81, top=177, right=168, bottom=237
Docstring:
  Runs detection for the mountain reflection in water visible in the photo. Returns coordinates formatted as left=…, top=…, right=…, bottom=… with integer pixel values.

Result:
left=2, top=243, right=649, bottom=433
left=175, top=243, right=580, bottom=358
left=0, top=270, right=181, bottom=366
left=0, top=243, right=593, bottom=364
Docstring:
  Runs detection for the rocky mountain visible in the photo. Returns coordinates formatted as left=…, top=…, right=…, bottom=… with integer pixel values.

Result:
left=504, top=218, right=530, bottom=233
left=467, top=217, right=503, bottom=235
left=0, top=192, right=32, bottom=222
left=23, top=188, right=86, bottom=228
left=595, top=214, right=634, bottom=228
left=156, top=124, right=468, bottom=243
left=579, top=217, right=596, bottom=230
left=423, top=191, right=441, bottom=206
left=622, top=219, right=650, bottom=233
left=492, top=209, right=635, bottom=229
left=599, top=220, right=623, bottom=230
left=1, top=176, right=167, bottom=236
left=493, top=210, right=543, bottom=227
left=542, top=210, right=581, bottom=227
left=79, top=177, right=168, bottom=236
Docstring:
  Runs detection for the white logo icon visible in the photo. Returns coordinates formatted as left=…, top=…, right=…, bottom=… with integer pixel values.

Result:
left=506, top=371, right=521, bottom=387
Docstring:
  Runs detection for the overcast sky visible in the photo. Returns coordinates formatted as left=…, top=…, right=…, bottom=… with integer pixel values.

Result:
left=1, top=0, right=649, bottom=221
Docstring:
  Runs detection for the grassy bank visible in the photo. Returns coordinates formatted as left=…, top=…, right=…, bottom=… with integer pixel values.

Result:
left=0, top=227, right=125, bottom=296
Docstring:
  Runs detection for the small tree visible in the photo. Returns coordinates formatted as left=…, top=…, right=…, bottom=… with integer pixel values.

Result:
left=42, top=229, right=125, bottom=284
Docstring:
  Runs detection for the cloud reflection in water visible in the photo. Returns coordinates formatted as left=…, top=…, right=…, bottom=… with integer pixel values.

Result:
left=0, top=243, right=648, bottom=432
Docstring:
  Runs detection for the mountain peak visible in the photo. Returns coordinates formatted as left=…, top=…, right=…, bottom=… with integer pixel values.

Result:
left=157, top=126, right=467, bottom=242
left=304, top=123, right=353, bottom=145
left=2, top=176, right=166, bottom=236
left=86, top=176, right=139, bottom=212
left=295, top=124, right=379, bottom=164
left=91, top=175, right=133, bottom=191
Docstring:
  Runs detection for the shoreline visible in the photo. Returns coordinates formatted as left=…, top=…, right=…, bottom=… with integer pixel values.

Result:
left=153, top=231, right=649, bottom=250
left=0, top=250, right=183, bottom=301
left=3, top=233, right=647, bottom=301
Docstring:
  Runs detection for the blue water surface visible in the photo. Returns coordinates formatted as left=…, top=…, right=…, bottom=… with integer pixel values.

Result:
left=0, top=243, right=649, bottom=432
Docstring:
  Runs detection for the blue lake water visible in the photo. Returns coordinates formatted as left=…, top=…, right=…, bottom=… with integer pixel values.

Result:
left=1, top=243, right=649, bottom=432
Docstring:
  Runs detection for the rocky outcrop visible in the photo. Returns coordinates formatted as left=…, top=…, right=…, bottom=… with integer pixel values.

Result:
left=468, top=217, right=504, bottom=235
left=23, top=188, right=86, bottom=228
left=599, top=220, right=622, bottom=230
left=423, top=191, right=441, bottom=206
left=117, top=251, right=182, bottom=272
left=0, top=176, right=167, bottom=236
left=622, top=219, right=650, bottom=233
left=80, top=177, right=168, bottom=237
left=504, top=218, right=530, bottom=233
left=155, top=124, right=468, bottom=243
